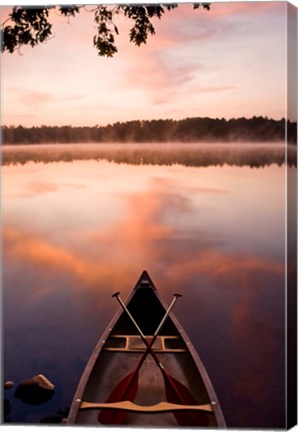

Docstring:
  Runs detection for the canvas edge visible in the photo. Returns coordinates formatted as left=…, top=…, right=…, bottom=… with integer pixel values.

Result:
left=286, top=1, right=297, bottom=429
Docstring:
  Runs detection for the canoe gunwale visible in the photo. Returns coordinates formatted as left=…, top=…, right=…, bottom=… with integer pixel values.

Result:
left=66, top=298, right=128, bottom=424
left=166, top=306, right=226, bottom=427
left=150, top=285, right=226, bottom=429
left=67, top=274, right=145, bottom=424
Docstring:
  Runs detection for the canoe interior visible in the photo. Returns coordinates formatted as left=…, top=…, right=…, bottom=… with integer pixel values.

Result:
left=113, top=285, right=178, bottom=336
left=70, top=273, right=222, bottom=427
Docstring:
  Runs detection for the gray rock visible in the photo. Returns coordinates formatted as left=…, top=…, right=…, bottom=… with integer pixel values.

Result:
left=31, top=374, right=55, bottom=391
left=4, top=381, right=14, bottom=390
left=14, top=374, right=55, bottom=405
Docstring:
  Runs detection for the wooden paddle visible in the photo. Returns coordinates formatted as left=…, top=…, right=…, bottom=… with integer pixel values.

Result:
left=112, top=292, right=210, bottom=427
left=98, top=293, right=181, bottom=425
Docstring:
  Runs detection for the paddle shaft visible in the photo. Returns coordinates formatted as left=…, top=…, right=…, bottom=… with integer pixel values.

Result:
left=114, top=293, right=188, bottom=382
left=101, top=292, right=210, bottom=426
left=98, top=293, right=182, bottom=424
left=113, top=294, right=211, bottom=426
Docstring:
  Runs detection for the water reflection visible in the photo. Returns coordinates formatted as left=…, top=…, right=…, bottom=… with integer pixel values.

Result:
left=1, top=142, right=296, bottom=167
left=2, top=153, right=288, bottom=428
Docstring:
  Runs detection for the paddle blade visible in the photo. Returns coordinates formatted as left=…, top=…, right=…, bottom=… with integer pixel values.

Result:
left=164, top=374, right=210, bottom=427
left=98, top=369, right=139, bottom=425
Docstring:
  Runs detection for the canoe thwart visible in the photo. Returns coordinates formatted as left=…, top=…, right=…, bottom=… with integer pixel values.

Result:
left=79, top=400, right=214, bottom=414
left=103, top=334, right=188, bottom=353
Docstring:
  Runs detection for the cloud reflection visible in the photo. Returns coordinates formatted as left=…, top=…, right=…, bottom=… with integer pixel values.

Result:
left=3, top=228, right=110, bottom=289
left=3, top=176, right=284, bottom=299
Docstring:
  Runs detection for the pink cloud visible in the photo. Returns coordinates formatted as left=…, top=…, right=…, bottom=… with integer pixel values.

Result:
left=18, top=89, right=83, bottom=106
left=206, top=1, right=284, bottom=18
left=113, top=4, right=241, bottom=107
left=188, top=186, right=230, bottom=194
left=20, top=91, right=54, bottom=105
left=198, top=85, right=236, bottom=93
left=119, top=45, right=202, bottom=106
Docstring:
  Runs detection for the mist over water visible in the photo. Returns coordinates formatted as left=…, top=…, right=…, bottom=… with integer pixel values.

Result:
left=2, top=142, right=296, bottom=167
left=2, top=143, right=292, bottom=428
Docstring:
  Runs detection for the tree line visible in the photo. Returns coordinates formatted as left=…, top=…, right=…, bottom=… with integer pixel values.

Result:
left=2, top=116, right=297, bottom=145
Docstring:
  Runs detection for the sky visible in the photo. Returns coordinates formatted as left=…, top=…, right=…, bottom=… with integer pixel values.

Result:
left=0, top=1, right=294, bottom=127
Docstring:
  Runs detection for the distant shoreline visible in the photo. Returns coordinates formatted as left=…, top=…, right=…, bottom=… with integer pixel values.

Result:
left=2, top=116, right=297, bottom=145
left=2, top=142, right=296, bottom=168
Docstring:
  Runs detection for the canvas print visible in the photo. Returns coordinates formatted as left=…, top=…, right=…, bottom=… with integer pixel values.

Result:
left=1, top=1, right=297, bottom=429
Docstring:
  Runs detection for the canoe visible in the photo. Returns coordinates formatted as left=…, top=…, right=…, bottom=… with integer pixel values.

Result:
left=66, top=271, right=226, bottom=427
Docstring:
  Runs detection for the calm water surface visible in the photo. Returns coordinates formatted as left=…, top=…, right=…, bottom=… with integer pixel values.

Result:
left=2, top=143, right=291, bottom=427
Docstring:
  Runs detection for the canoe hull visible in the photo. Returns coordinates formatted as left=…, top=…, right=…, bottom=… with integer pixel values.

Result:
left=67, top=271, right=226, bottom=427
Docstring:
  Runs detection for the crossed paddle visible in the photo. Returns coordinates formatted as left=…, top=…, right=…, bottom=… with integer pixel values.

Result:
left=97, top=292, right=210, bottom=426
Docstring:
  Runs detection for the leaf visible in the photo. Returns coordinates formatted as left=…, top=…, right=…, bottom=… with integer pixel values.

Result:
left=59, top=6, right=80, bottom=17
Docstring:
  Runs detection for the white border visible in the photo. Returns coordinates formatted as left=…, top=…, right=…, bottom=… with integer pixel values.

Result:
left=1, top=1, right=297, bottom=432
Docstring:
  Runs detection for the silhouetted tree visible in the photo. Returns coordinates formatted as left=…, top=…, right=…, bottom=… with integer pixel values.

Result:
left=1, top=4, right=210, bottom=57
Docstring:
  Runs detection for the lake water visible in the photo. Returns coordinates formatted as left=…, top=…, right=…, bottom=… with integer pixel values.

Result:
left=2, top=143, right=295, bottom=427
